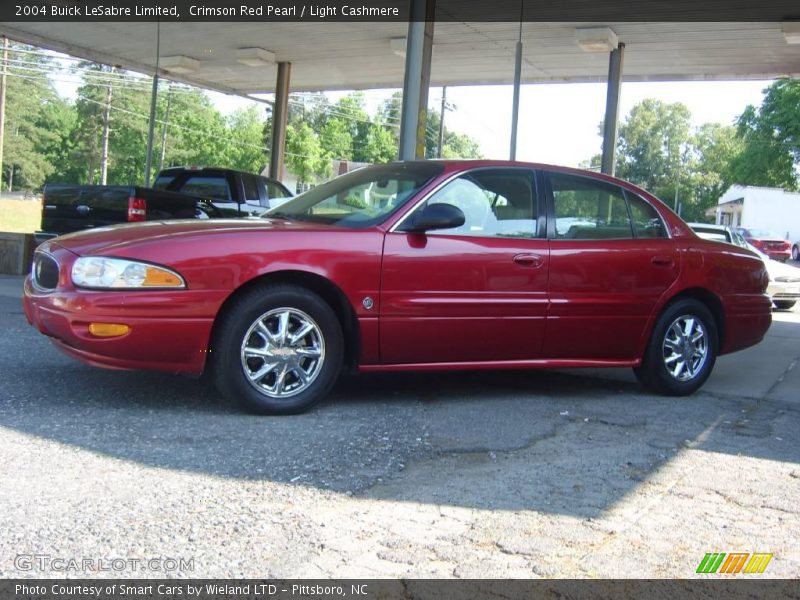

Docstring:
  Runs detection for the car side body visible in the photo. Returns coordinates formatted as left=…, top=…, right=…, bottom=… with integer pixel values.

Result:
left=23, top=161, right=772, bottom=413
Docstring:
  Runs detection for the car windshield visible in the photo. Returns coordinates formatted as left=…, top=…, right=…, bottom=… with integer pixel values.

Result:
left=265, top=162, right=444, bottom=228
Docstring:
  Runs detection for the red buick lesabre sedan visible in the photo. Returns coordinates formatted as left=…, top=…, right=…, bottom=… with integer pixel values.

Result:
left=24, top=161, right=772, bottom=414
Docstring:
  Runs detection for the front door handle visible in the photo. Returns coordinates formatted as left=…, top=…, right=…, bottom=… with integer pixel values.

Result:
left=513, top=253, right=544, bottom=268
left=651, top=255, right=674, bottom=267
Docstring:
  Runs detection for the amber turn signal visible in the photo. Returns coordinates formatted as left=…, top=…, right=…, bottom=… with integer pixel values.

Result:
left=143, top=268, right=183, bottom=287
left=88, top=323, right=131, bottom=337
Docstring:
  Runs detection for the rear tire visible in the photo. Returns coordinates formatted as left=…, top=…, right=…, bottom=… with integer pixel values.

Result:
left=634, top=298, right=718, bottom=396
left=211, top=284, right=343, bottom=415
left=774, top=300, right=796, bottom=310
left=792, top=245, right=799, bottom=261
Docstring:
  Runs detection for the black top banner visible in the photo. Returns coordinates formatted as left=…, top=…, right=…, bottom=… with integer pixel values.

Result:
left=2, top=0, right=800, bottom=22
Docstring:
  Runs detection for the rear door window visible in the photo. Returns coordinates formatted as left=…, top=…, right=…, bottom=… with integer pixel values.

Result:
left=550, top=173, right=633, bottom=240
left=625, top=192, right=667, bottom=239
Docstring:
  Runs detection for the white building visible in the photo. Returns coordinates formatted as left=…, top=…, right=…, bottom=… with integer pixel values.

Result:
left=709, top=185, right=800, bottom=254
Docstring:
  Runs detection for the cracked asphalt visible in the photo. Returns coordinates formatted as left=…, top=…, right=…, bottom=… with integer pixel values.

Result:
left=1, top=274, right=798, bottom=578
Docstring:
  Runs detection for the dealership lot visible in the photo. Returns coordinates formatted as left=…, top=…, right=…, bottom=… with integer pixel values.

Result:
left=0, top=274, right=798, bottom=578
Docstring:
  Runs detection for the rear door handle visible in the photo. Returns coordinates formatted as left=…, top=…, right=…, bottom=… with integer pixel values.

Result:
left=513, top=253, right=544, bottom=268
left=651, top=255, right=674, bottom=267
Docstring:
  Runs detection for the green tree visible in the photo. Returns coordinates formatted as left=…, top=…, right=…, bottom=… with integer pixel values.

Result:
left=689, top=123, right=744, bottom=221
left=159, top=87, right=229, bottom=170
left=751, top=79, right=800, bottom=163
left=225, top=106, right=268, bottom=174
left=727, top=80, right=800, bottom=190
left=332, top=93, right=371, bottom=161
left=2, top=44, right=66, bottom=189
left=363, top=122, right=396, bottom=163
left=286, top=122, right=328, bottom=184
left=615, top=99, right=693, bottom=197
left=599, top=99, right=701, bottom=218
left=39, top=96, right=80, bottom=183
left=319, top=118, right=352, bottom=160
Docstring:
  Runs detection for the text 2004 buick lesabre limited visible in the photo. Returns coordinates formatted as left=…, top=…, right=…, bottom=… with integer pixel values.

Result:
left=24, top=161, right=772, bottom=414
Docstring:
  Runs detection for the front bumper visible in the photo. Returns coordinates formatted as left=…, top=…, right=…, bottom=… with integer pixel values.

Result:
left=23, top=253, right=228, bottom=375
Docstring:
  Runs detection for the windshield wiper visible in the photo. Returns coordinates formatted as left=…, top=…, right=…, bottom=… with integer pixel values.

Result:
left=264, top=211, right=293, bottom=221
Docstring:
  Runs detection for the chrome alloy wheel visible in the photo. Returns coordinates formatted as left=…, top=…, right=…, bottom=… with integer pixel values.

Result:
left=661, top=314, right=709, bottom=382
left=240, top=307, right=325, bottom=399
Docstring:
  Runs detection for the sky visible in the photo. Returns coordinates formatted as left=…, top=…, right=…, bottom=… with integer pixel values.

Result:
left=205, top=80, right=771, bottom=167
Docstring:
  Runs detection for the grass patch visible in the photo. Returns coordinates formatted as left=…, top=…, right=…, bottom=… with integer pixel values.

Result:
left=0, top=199, right=41, bottom=233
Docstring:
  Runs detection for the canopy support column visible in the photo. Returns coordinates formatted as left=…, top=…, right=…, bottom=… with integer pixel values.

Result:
left=269, top=61, right=291, bottom=181
left=601, top=43, right=625, bottom=175
left=399, top=0, right=435, bottom=160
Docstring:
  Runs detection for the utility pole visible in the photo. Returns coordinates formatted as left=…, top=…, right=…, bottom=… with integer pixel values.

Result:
left=99, top=70, right=113, bottom=185
left=144, top=20, right=161, bottom=187
left=437, top=86, right=447, bottom=158
left=0, top=36, right=9, bottom=193
left=157, top=84, right=172, bottom=173
left=436, top=87, right=455, bottom=158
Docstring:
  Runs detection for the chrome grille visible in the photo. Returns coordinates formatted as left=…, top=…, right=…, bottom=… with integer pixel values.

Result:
left=32, top=252, right=59, bottom=291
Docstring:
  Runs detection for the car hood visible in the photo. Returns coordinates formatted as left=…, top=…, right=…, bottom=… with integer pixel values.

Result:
left=49, top=218, right=341, bottom=256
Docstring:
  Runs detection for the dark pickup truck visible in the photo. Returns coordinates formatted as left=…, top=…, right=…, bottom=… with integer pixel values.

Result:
left=36, top=167, right=293, bottom=243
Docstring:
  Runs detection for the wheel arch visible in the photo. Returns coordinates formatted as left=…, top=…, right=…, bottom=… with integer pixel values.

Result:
left=207, top=269, right=361, bottom=372
left=658, top=287, right=725, bottom=350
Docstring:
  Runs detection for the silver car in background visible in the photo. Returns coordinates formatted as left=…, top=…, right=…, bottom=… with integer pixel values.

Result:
left=689, top=223, right=800, bottom=310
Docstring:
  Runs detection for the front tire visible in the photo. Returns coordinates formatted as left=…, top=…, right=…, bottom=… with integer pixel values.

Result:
left=634, top=298, right=718, bottom=396
left=774, top=300, right=796, bottom=310
left=211, top=284, right=344, bottom=415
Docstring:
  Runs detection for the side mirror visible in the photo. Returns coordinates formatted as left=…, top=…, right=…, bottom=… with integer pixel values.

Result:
left=404, top=203, right=465, bottom=233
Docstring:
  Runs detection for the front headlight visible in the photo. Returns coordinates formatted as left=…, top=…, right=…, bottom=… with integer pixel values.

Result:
left=71, top=257, right=185, bottom=289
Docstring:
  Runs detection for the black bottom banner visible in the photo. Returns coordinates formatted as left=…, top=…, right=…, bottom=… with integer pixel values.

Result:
left=3, top=580, right=799, bottom=600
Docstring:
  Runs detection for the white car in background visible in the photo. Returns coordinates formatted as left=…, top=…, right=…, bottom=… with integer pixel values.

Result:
left=690, top=223, right=800, bottom=310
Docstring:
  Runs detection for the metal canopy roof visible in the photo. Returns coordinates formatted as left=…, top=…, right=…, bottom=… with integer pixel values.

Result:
left=0, top=21, right=798, bottom=96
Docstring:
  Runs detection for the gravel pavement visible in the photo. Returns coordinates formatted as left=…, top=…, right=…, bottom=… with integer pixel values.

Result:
left=1, top=274, right=798, bottom=578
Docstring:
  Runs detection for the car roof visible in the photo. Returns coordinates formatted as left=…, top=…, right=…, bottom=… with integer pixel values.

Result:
left=158, top=166, right=281, bottom=183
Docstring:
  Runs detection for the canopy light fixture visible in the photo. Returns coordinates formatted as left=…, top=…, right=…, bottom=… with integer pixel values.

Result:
left=576, top=27, right=619, bottom=53
left=390, top=37, right=407, bottom=57
left=236, top=47, right=276, bottom=67
left=782, top=21, right=800, bottom=45
left=160, top=55, right=200, bottom=74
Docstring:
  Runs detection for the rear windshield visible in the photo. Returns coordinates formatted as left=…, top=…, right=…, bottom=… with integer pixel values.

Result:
left=175, top=176, right=231, bottom=201
left=153, top=176, right=175, bottom=190
left=266, top=162, right=444, bottom=229
left=744, top=229, right=782, bottom=239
